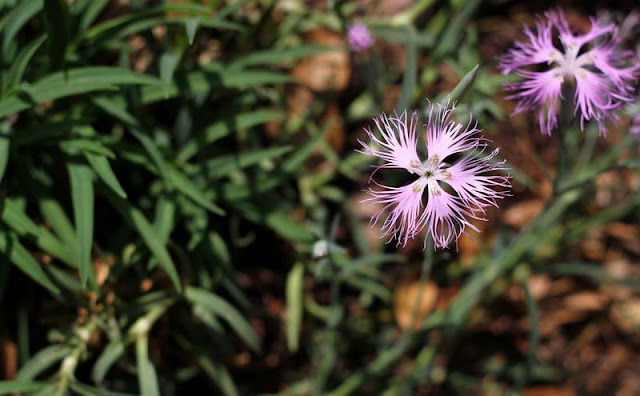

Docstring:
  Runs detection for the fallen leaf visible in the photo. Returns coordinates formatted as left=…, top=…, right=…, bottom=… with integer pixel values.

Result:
left=501, top=199, right=544, bottom=228
left=394, top=280, right=438, bottom=330
left=291, top=28, right=350, bottom=92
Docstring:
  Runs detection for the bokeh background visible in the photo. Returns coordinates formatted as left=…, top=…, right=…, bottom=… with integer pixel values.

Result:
left=0, top=0, right=639, bottom=395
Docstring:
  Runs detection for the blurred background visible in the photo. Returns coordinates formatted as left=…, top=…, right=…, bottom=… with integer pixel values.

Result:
left=0, top=0, right=639, bottom=395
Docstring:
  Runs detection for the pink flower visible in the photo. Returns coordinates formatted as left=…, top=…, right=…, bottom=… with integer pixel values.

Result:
left=498, top=10, right=638, bottom=136
left=359, top=102, right=511, bottom=249
left=347, top=23, right=374, bottom=52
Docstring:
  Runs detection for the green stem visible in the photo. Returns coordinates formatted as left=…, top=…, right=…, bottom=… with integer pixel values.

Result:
left=554, top=84, right=577, bottom=194
left=326, top=238, right=434, bottom=396
left=390, top=0, right=437, bottom=26
left=408, top=237, right=434, bottom=330
left=326, top=186, right=582, bottom=396
left=447, top=187, right=581, bottom=326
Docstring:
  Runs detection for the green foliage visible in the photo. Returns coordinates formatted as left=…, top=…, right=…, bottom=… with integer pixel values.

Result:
left=0, top=1, right=638, bottom=395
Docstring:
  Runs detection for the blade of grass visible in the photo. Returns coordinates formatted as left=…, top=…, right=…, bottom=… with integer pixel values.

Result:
left=0, top=230, right=60, bottom=294
left=285, top=262, right=304, bottom=352
left=104, top=193, right=182, bottom=292
left=67, top=160, right=95, bottom=288
left=85, top=152, right=127, bottom=198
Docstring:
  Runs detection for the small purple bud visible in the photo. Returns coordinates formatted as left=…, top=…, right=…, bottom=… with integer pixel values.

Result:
left=347, top=23, right=375, bottom=52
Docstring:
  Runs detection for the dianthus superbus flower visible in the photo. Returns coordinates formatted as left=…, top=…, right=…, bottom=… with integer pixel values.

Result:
left=359, top=102, right=511, bottom=249
left=498, top=10, right=638, bottom=136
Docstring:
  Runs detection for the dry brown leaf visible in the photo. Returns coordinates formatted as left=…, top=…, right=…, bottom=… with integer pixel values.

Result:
left=528, top=274, right=552, bottom=300
left=606, top=222, right=640, bottom=255
left=291, top=28, right=350, bottom=92
left=539, top=310, right=590, bottom=336
left=611, top=299, right=640, bottom=333
left=394, top=280, right=438, bottom=330
left=501, top=199, right=544, bottom=228
left=458, top=216, right=495, bottom=265
left=321, top=103, right=345, bottom=151
left=521, top=386, right=576, bottom=396
left=564, top=291, right=608, bottom=311
left=579, top=231, right=606, bottom=261
left=0, top=337, right=17, bottom=380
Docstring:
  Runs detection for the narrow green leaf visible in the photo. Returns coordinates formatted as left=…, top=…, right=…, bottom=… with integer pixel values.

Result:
left=396, top=27, right=417, bottom=112
left=12, top=119, right=89, bottom=147
left=70, top=381, right=137, bottom=396
left=0, top=380, right=47, bottom=395
left=106, top=196, right=181, bottom=292
left=0, top=67, right=162, bottom=118
left=39, top=197, right=76, bottom=248
left=159, top=52, right=181, bottom=97
left=433, top=0, right=481, bottom=59
left=204, top=146, right=292, bottom=179
left=166, top=166, right=224, bottom=215
left=136, top=336, right=160, bottom=396
left=192, top=304, right=225, bottom=333
left=544, top=261, right=640, bottom=290
left=447, top=64, right=479, bottom=104
left=219, top=174, right=284, bottom=201
left=1, top=198, right=72, bottom=265
left=153, top=196, right=175, bottom=243
left=16, top=344, right=70, bottom=379
left=91, top=96, right=138, bottom=125
left=47, top=265, right=82, bottom=292
left=60, top=139, right=116, bottom=158
left=230, top=45, right=331, bottom=68
left=90, top=97, right=173, bottom=189
left=140, top=69, right=291, bottom=104
left=0, top=134, right=8, bottom=184
left=83, top=3, right=212, bottom=40
left=128, top=128, right=172, bottom=184
left=85, top=153, right=127, bottom=198
left=213, top=0, right=250, bottom=20
left=281, top=127, right=328, bottom=173
left=67, top=161, right=95, bottom=288
left=84, top=16, right=237, bottom=54
left=197, top=355, right=238, bottom=396
left=43, top=0, right=71, bottom=70
left=177, top=110, right=285, bottom=163
left=2, top=0, right=43, bottom=54
left=185, top=17, right=200, bottom=44
left=0, top=231, right=60, bottom=294
left=78, top=0, right=109, bottom=32
left=265, top=211, right=314, bottom=244
left=285, top=263, right=304, bottom=352
left=523, top=281, right=540, bottom=377
left=185, top=287, right=260, bottom=352
left=5, top=34, right=46, bottom=92
left=92, top=341, right=126, bottom=384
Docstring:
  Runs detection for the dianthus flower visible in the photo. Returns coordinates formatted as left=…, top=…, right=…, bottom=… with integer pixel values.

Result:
left=498, top=10, right=638, bottom=136
left=359, top=101, right=511, bottom=249
left=347, top=22, right=375, bottom=52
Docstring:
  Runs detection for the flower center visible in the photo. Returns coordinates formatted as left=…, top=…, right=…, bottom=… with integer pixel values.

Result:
left=554, top=39, right=591, bottom=80
left=419, top=154, right=452, bottom=196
